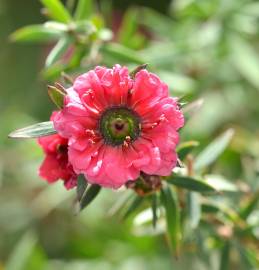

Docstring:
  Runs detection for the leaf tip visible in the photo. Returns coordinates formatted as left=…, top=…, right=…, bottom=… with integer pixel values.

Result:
left=226, top=128, right=235, bottom=138
left=8, top=131, right=16, bottom=138
left=47, top=84, right=65, bottom=109
left=130, top=63, right=149, bottom=78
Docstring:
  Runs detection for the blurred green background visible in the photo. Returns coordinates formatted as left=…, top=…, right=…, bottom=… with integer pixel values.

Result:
left=0, top=0, right=259, bottom=269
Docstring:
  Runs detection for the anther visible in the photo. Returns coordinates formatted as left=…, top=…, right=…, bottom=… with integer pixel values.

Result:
left=86, top=89, right=94, bottom=98
left=85, top=129, right=95, bottom=136
left=151, top=123, right=158, bottom=129
left=89, top=139, right=95, bottom=145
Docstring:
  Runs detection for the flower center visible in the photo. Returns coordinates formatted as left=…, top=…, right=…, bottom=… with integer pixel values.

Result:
left=99, top=106, right=140, bottom=146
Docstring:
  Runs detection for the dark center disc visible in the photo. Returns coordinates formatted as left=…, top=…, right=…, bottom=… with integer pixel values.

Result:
left=99, top=106, right=141, bottom=146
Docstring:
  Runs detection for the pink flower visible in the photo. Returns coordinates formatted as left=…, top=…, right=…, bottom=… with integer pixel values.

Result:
left=38, top=113, right=77, bottom=190
left=54, top=65, right=184, bottom=189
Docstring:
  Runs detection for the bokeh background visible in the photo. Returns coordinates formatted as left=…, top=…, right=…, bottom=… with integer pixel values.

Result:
left=0, top=0, right=259, bottom=269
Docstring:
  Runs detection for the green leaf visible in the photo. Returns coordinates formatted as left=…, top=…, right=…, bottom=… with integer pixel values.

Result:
left=139, top=8, right=173, bottom=38
left=31, top=184, right=73, bottom=218
left=41, top=0, right=72, bottom=23
left=8, top=122, right=56, bottom=139
left=177, top=141, right=200, bottom=160
left=10, top=25, right=62, bottom=43
left=74, top=0, right=93, bottom=20
left=42, top=63, right=66, bottom=80
left=194, top=129, right=234, bottom=171
left=205, top=174, right=238, bottom=192
left=182, top=98, right=204, bottom=121
left=231, top=35, right=259, bottom=90
left=201, top=202, right=220, bottom=213
left=130, top=64, right=148, bottom=78
left=73, top=20, right=96, bottom=34
left=5, top=231, right=37, bottom=270
left=102, top=43, right=146, bottom=64
left=188, top=192, right=201, bottom=229
left=117, top=8, right=139, bottom=47
left=242, top=2, right=259, bottom=17
left=239, top=246, right=259, bottom=268
left=47, top=85, right=65, bottom=109
left=45, top=36, right=71, bottom=67
left=123, top=195, right=144, bottom=220
left=219, top=241, right=230, bottom=270
left=167, top=175, right=216, bottom=193
left=133, top=208, right=155, bottom=226
left=108, top=192, right=133, bottom=217
left=151, top=193, right=158, bottom=229
left=76, top=174, right=88, bottom=201
left=160, top=185, right=181, bottom=257
left=80, top=184, right=101, bottom=211
left=239, top=190, right=259, bottom=220
left=44, top=21, right=68, bottom=31
left=235, top=241, right=259, bottom=268
left=157, top=71, right=196, bottom=95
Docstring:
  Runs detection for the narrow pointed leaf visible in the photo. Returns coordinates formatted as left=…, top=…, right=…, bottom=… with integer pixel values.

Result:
left=167, top=175, right=216, bottom=193
left=45, top=36, right=71, bottom=67
left=9, top=122, right=56, bottom=139
left=44, top=21, right=68, bottom=31
left=133, top=208, right=154, bottom=226
left=188, top=192, right=201, bottom=229
left=130, top=63, right=148, bottom=78
left=61, top=72, right=74, bottom=85
left=102, top=43, right=146, bottom=64
left=117, top=8, right=139, bottom=47
left=151, top=193, right=158, bottom=228
left=177, top=141, right=200, bottom=160
left=201, top=203, right=220, bottom=213
left=194, top=129, right=234, bottom=171
left=241, top=247, right=259, bottom=267
left=219, top=241, right=230, bottom=270
left=75, top=0, right=93, bottom=20
left=108, top=192, right=133, bottom=217
left=48, top=85, right=65, bottom=109
left=160, top=186, right=181, bottom=257
left=10, top=25, right=62, bottom=43
left=42, top=62, right=66, bottom=80
left=231, top=36, right=259, bottom=90
left=77, top=174, right=88, bottom=201
left=123, top=195, right=144, bottom=220
left=236, top=242, right=259, bottom=268
left=80, top=184, right=101, bottom=211
left=182, top=98, right=204, bottom=121
left=5, top=231, right=37, bottom=270
left=205, top=175, right=238, bottom=192
left=239, top=190, right=259, bottom=220
left=54, top=82, right=67, bottom=93
left=41, top=0, right=72, bottom=23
